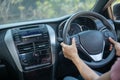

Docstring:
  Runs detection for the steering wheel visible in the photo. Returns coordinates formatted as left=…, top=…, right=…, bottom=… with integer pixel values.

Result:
left=63, top=11, right=117, bottom=68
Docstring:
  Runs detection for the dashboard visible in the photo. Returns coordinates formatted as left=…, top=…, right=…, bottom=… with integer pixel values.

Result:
left=0, top=16, right=116, bottom=80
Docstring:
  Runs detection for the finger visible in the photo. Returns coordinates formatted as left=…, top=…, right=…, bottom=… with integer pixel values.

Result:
left=62, top=47, right=64, bottom=52
left=60, top=42, right=64, bottom=47
left=61, top=42, right=67, bottom=48
left=109, top=37, right=117, bottom=45
left=72, top=38, right=76, bottom=46
left=109, top=44, right=113, bottom=51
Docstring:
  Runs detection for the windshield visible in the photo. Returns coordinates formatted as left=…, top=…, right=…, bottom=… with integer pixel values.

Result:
left=0, top=0, right=97, bottom=24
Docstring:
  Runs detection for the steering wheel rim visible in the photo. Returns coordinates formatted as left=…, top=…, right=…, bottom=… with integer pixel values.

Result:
left=63, top=11, right=117, bottom=68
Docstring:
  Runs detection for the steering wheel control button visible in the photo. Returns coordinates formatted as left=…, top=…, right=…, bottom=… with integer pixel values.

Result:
left=103, top=29, right=115, bottom=39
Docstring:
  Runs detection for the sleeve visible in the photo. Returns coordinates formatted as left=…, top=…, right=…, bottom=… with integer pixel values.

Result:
left=110, top=58, right=120, bottom=80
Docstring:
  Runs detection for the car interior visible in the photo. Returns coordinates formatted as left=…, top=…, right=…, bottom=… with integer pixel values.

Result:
left=0, top=0, right=120, bottom=80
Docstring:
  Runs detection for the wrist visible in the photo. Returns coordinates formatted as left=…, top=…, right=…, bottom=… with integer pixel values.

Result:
left=71, top=55, right=81, bottom=63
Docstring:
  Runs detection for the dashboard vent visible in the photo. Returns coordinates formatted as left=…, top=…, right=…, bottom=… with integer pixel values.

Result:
left=13, top=33, right=21, bottom=43
left=35, top=42, right=49, bottom=51
left=17, top=43, right=34, bottom=54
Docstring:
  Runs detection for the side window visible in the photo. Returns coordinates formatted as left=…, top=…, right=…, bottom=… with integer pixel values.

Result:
left=112, top=0, right=120, bottom=20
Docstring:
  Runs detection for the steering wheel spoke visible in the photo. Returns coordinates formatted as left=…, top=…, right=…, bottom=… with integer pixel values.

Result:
left=102, top=29, right=115, bottom=39
left=89, top=52, right=103, bottom=61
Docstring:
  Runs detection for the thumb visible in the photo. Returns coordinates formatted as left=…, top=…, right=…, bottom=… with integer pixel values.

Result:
left=61, top=42, right=67, bottom=48
left=109, top=37, right=117, bottom=45
left=72, top=38, right=76, bottom=46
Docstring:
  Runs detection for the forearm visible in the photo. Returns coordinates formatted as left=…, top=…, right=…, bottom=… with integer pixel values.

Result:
left=96, top=71, right=111, bottom=80
left=72, top=56, right=99, bottom=80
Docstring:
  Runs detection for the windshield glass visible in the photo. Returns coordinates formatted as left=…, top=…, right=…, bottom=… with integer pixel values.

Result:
left=0, top=0, right=97, bottom=24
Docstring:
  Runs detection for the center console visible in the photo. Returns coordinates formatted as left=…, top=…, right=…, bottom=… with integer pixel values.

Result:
left=5, top=24, right=56, bottom=80
left=12, top=25, right=52, bottom=70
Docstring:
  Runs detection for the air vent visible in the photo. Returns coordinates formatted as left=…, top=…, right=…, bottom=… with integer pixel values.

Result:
left=17, top=43, right=34, bottom=54
left=35, top=42, right=49, bottom=51
left=13, top=33, right=21, bottom=43
left=19, top=25, right=39, bottom=30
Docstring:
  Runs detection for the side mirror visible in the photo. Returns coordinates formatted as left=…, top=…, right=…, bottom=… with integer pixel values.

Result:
left=113, top=3, right=120, bottom=20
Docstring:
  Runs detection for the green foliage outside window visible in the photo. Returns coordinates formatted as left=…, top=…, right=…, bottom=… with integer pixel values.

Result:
left=0, top=0, right=97, bottom=24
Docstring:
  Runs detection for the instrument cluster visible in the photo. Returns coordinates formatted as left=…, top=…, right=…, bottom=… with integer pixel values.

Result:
left=58, top=17, right=97, bottom=38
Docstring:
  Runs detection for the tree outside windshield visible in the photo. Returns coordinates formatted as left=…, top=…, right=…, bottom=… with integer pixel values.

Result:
left=0, top=0, right=97, bottom=24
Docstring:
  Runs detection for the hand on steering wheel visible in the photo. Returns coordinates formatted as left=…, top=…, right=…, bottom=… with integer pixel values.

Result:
left=61, top=38, right=79, bottom=61
left=109, top=37, right=120, bottom=56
